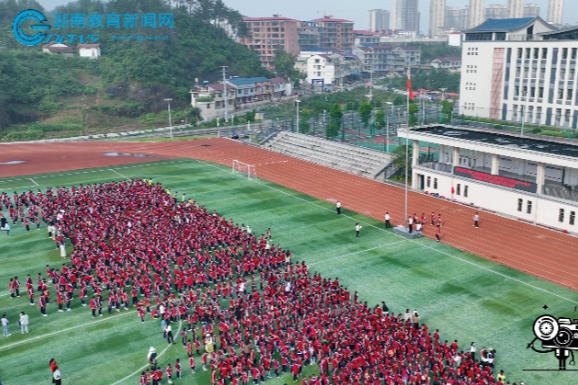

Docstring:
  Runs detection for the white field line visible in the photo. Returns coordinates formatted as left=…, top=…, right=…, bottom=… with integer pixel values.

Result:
left=195, top=159, right=578, bottom=304
left=29, top=178, right=39, bottom=187
left=109, top=168, right=131, bottom=181
left=109, top=319, right=182, bottom=385
left=3, top=311, right=133, bottom=350
left=309, top=240, right=407, bottom=266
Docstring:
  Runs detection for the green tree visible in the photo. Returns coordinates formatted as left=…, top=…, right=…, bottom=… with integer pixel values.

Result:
left=273, top=48, right=305, bottom=82
left=392, top=144, right=413, bottom=177
left=393, top=95, right=405, bottom=106
left=441, top=100, right=454, bottom=123
left=408, top=103, right=419, bottom=126
left=359, top=101, right=373, bottom=127
left=244, top=109, right=256, bottom=122
left=375, top=110, right=386, bottom=128
left=299, top=108, right=310, bottom=134
left=327, top=104, right=342, bottom=138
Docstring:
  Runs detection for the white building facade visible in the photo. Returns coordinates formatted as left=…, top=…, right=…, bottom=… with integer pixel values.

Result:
left=404, top=125, right=578, bottom=232
left=429, top=0, right=446, bottom=37
left=459, top=17, right=578, bottom=129
left=547, top=0, right=564, bottom=25
left=368, top=9, right=390, bottom=32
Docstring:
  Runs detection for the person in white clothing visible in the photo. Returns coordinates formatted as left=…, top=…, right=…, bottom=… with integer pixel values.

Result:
left=336, top=201, right=341, bottom=215
left=355, top=223, right=362, bottom=238
left=1, top=314, right=9, bottom=336
left=19, top=311, right=29, bottom=334
left=59, top=243, right=66, bottom=258
left=384, top=212, right=391, bottom=228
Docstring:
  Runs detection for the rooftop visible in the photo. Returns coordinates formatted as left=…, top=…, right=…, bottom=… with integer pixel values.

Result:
left=208, top=83, right=237, bottom=91
left=353, top=30, right=378, bottom=36
left=313, top=17, right=353, bottom=23
left=413, top=126, right=578, bottom=160
left=243, top=16, right=297, bottom=22
left=77, top=43, right=101, bottom=48
left=466, top=17, right=536, bottom=32
left=540, top=25, right=578, bottom=40
left=269, top=77, right=288, bottom=84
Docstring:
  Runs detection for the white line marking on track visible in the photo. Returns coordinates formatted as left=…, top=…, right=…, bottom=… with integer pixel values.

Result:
left=29, top=178, right=39, bottom=187
left=108, top=168, right=131, bottom=181
left=195, top=159, right=578, bottom=304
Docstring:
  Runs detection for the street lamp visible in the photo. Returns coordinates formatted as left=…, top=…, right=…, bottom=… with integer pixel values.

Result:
left=385, top=102, right=393, bottom=153
left=295, top=99, right=301, bottom=133
left=520, top=90, right=527, bottom=136
left=164, top=98, right=173, bottom=139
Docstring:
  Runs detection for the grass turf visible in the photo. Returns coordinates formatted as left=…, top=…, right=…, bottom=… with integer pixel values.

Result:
left=0, top=158, right=577, bottom=385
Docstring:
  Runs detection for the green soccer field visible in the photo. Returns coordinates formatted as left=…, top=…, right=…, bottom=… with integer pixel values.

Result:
left=1, top=158, right=577, bottom=385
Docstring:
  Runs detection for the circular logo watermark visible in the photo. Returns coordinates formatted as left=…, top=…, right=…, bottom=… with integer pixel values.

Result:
left=12, top=9, right=51, bottom=46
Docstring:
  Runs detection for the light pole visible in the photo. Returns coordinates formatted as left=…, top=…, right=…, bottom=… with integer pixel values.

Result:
left=520, top=90, right=527, bottom=136
left=164, top=98, right=173, bottom=139
left=385, top=102, right=393, bottom=153
left=295, top=100, right=300, bottom=133
left=440, top=87, right=446, bottom=123
left=221, top=66, right=229, bottom=123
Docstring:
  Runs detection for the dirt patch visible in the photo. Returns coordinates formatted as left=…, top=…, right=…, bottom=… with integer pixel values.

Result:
left=103, top=152, right=157, bottom=158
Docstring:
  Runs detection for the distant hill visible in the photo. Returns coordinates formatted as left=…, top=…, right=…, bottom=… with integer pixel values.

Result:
left=0, top=0, right=270, bottom=134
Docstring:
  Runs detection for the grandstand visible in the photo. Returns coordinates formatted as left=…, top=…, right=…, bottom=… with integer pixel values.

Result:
left=263, top=132, right=392, bottom=179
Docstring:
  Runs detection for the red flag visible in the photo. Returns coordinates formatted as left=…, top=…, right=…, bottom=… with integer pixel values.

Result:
left=407, top=70, right=414, bottom=101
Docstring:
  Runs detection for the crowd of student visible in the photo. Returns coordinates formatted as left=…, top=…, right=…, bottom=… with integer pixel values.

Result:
left=3, top=181, right=517, bottom=385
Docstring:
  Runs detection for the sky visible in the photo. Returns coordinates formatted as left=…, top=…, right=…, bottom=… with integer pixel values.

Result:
left=36, top=0, right=573, bottom=34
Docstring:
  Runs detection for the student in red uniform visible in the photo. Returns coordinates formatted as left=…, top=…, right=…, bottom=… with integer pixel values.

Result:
left=436, top=225, right=441, bottom=242
left=166, top=363, right=173, bottom=384
left=39, top=293, right=47, bottom=316
left=175, top=359, right=181, bottom=379
left=189, top=355, right=196, bottom=374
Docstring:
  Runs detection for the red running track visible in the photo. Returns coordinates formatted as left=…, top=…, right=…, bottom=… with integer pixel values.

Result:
left=1, top=138, right=577, bottom=291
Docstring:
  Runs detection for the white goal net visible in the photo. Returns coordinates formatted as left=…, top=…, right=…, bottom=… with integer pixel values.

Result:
left=232, top=160, right=257, bottom=180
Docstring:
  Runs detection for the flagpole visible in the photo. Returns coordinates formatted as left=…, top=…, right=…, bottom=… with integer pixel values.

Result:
left=405, top=70, right=410, bottom=230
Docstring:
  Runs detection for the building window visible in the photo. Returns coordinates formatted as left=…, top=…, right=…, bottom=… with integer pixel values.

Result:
left=527, top=200, right=532, bottom=214
left=559, top=208, right=565, bottom=222
left=514, top=86, right=519, bottom=96
left=538, top=87, right=544, bottom=98
left=530, top=86, right=536, bottom=97
left=518, top=198, right=523, bottom=212
left=536, top=107, right=542, bottom=122
left=540, top=67, right=546, bottom=79
left=518, top=48, right=523, bottom=59
left=525, top=48, right=531, bottom=59
left=570, top=211, right=576, bottom=225
left=565, top=109, right=571, bottom=125
left=560, top=68, right=566, bottom=79
left=464, top=185, right=468, bottom=198
left=516, top=67, right=521, bottom=77
left=542, top=47, right=548, bottom=58
left=558, top=89, right=564, bottom=99
left=573, top=48, right=577, bottom=60
left=528, top=106, right=533, bottom=121
left=571, top=68, right=576, bottom=79
left=568, top=90, right=573, bottom=101
left=531, top=68, right=537, bottom=78
left=533, top=48, right=539, bottom=59
left=434, top=178, right=438, bottom=189
left=456, top=184, right=461, bottom=196
left=562, top=48, right=568, bottom=59
left=427, top=176, right=431, bottom=188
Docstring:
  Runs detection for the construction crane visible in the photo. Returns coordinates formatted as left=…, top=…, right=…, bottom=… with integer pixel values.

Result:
left=316, top=10, right=355, bottom=18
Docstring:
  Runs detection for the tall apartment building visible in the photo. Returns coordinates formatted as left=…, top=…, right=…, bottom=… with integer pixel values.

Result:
left=241, top=15, right=299, bottom=67
left=445, top=6, right=469, bottom=31
left=391, top=0, right=420, bottom=33
left=485, top=4, right=508, bottom=20
left=508, top=0, right=524, bottom=18
left=429, top=0, right=446, bottom=37
left=469, top=0, right=485, bottom=29
left=523, top=4, right=540, bottom=17
left=547, top=0, right=564, bottom=25
left=297, top=21, right=321, bottom=51
left=368, top=9, right=390, bottom=32
left=312, top=16, right=354, bottom=51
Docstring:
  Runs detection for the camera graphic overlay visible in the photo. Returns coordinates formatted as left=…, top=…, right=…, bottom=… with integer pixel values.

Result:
left=527, top=314, right=578, bottom=371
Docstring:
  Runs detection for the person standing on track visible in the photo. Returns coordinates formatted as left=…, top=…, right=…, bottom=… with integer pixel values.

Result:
left=336, top=201, right=341, bottom=215
left=473, top=212, right=479, bottom=228
left=435, top=225, right=441, bottom=242
left=437, top=214, right=443, bottom=228
left=431, top=212, right=435, bottom=226
left=384, top=212, right=391, bottom=228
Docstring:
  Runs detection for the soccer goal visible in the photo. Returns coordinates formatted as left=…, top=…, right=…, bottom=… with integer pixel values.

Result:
left=232, top=160, right=257, bottom=180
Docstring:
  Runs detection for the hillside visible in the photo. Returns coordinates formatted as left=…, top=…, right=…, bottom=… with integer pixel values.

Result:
left=0, top=0, right=271, bottom=138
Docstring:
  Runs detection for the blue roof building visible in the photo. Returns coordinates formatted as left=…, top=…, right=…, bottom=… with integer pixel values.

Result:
left=464, top=16, right=555, bottom=41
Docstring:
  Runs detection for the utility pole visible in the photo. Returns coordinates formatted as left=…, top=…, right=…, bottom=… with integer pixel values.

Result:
left=164, top=98, right=173, bottom=139
left=520, top=90, right=527, bottom=136
left=221, top=66, right=229, bottom=123
left=385, top=102, right=393, bottom=153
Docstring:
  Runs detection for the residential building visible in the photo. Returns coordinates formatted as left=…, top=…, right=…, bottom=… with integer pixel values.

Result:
left=430, top=56, right=462, bottom=70
left=241, top=16, right=299, bottom=68
left=547, top=0, right=564, bottom=25
left=523, top=4, right=540, bottom=18
left=312, top=16, right=354, bottom=51
left=353, top=45, right=395, bottom=73
left=391, top=0, right=420, bottom=33
left=77, top=43, right=101, bottom=59
left=189, top=83, right=238, bottom=121
left=469, top=0, right=485, bottom=29
left=393, top=46, right=421, bottom=67
left=508, top=0, right=524, bottom=18
left=445, top=6, right=469, bottom=31
left=485, top=4, right=508, bottom=20
left=368, top=9, right=390, bottom=32
left=430, top=0, right=446, bottom=37
left=297, top=21, right=321, bottom=51
left=354, top=30, right=381, bottom=45
left=305, top=52, right=361, bottom=88
left=190, top=77, right=292, bottom=120
left=458, top=16, right=578, bottom=131
left=41, top=43, right=73, bottom=56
